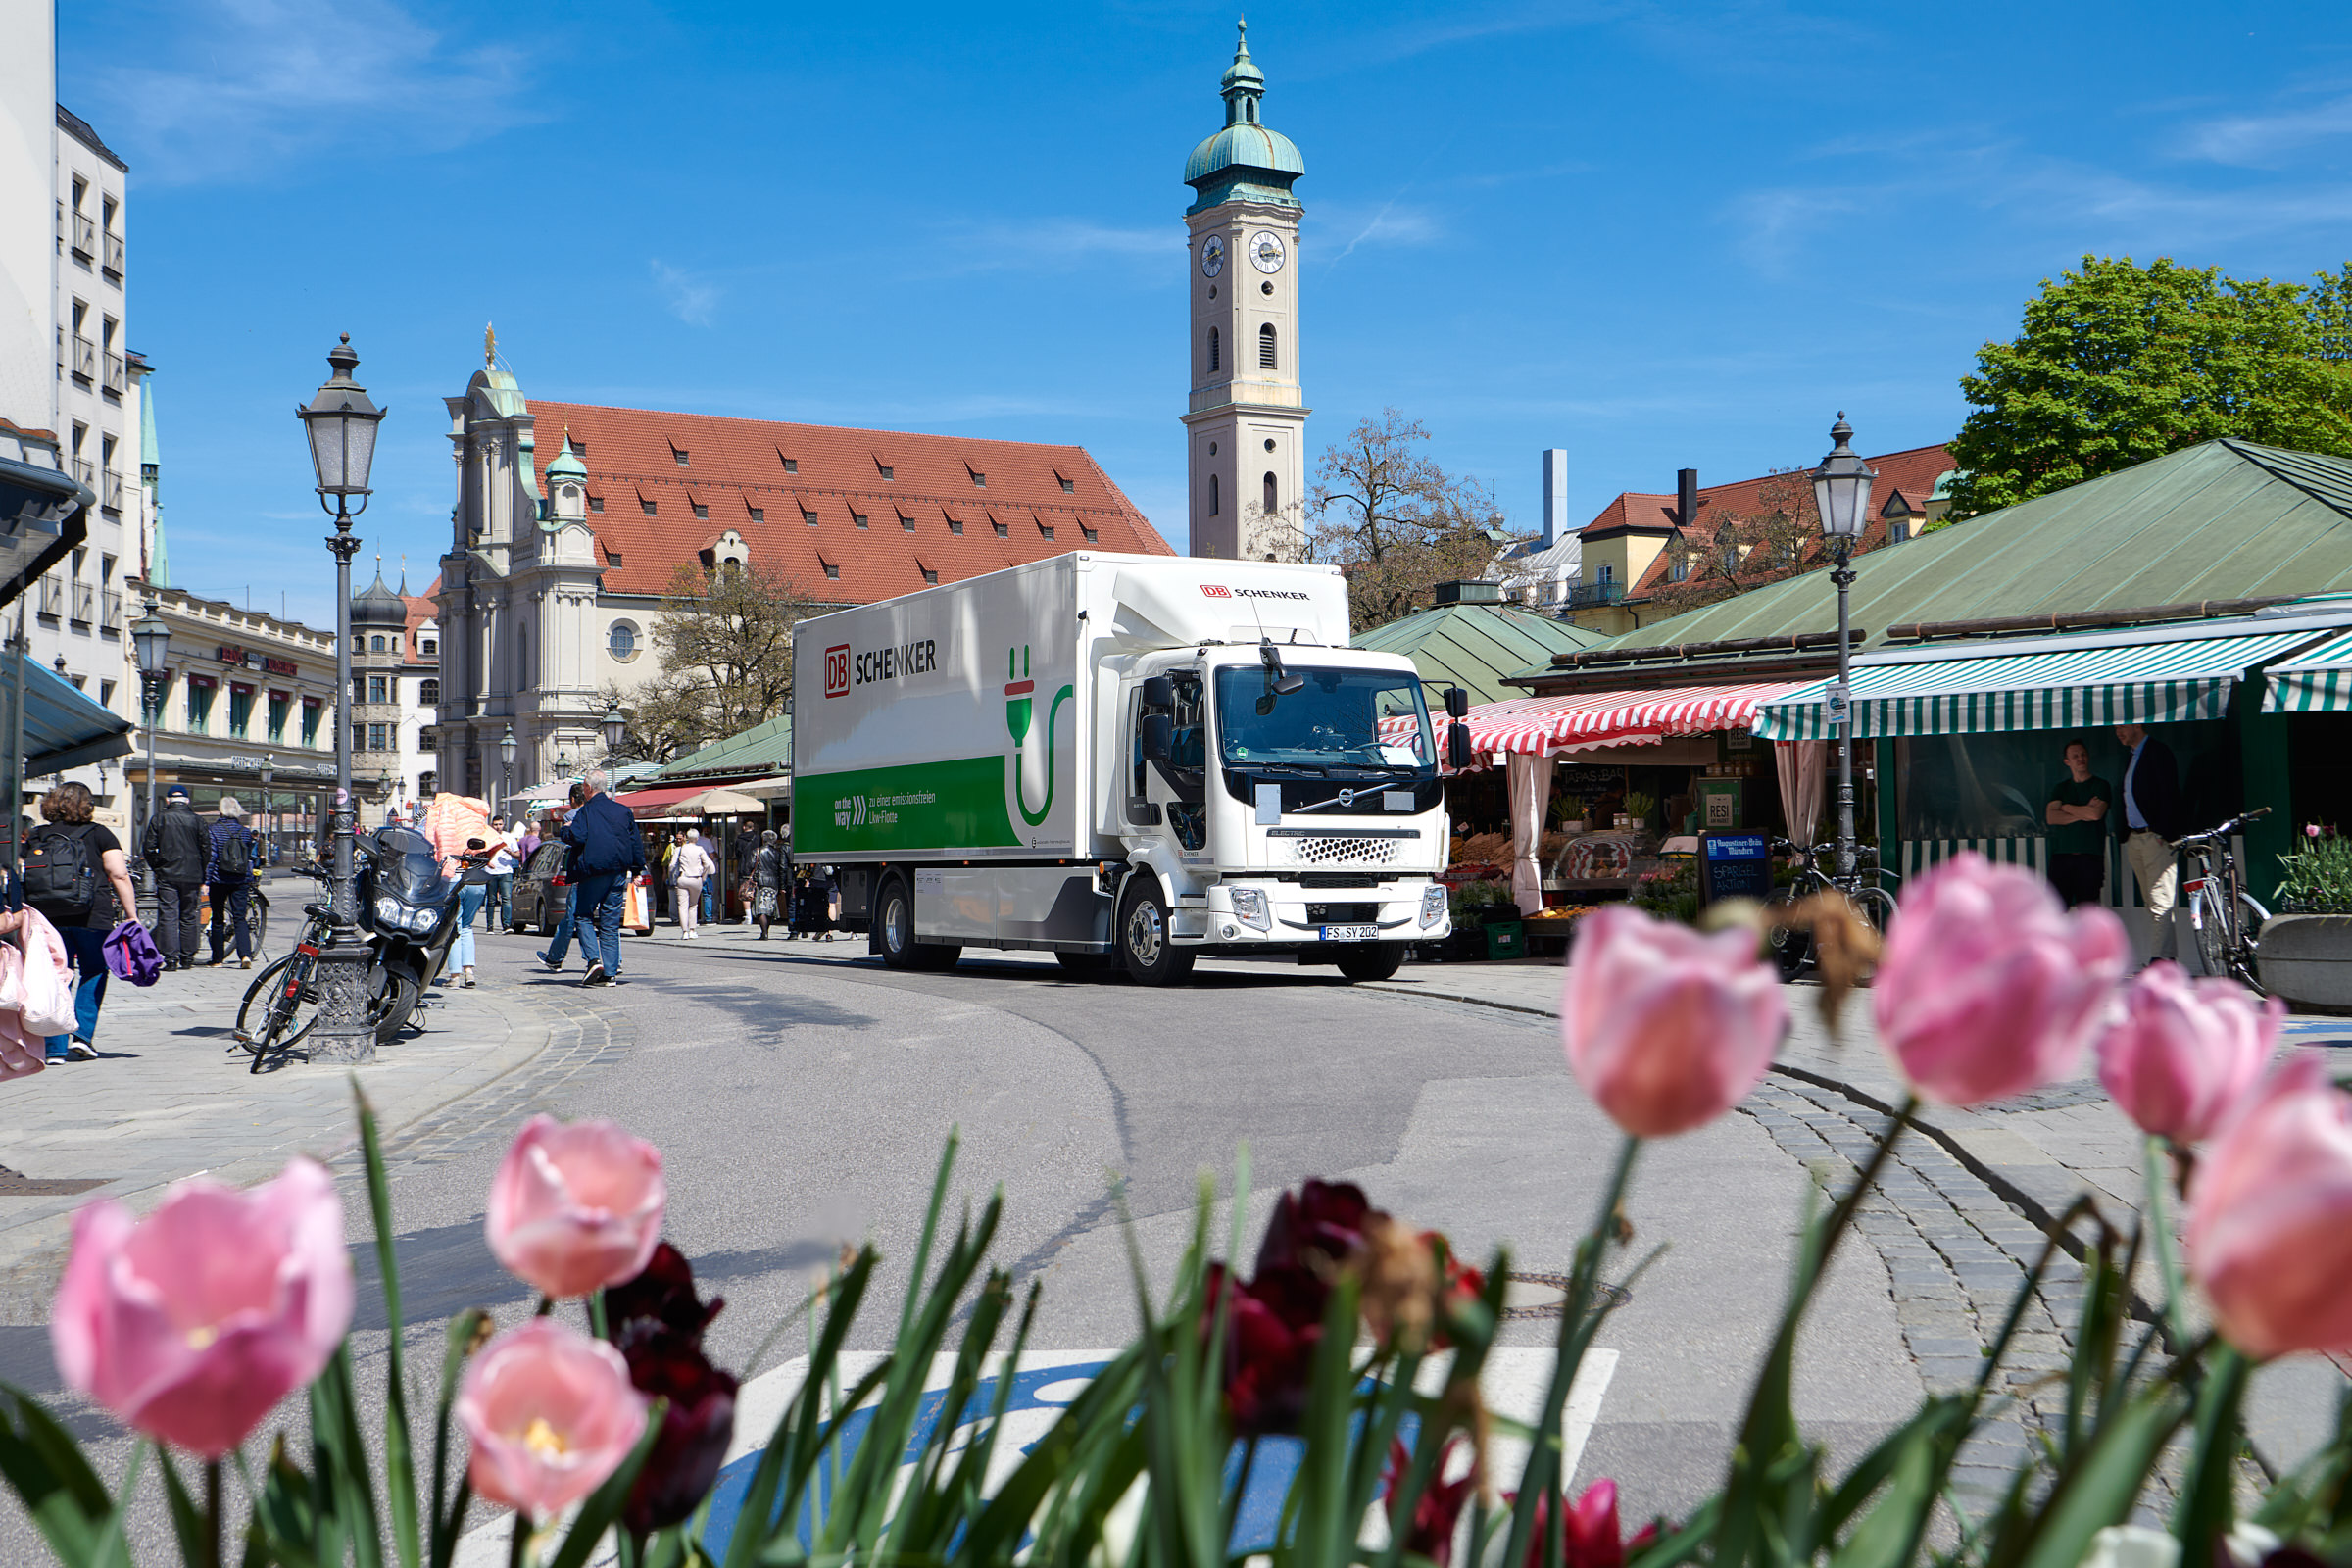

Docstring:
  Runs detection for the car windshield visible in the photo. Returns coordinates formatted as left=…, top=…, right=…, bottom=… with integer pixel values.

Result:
left=1212, top=665, right=1433, bottom=771
left=371, top=826, right=454, bottom=905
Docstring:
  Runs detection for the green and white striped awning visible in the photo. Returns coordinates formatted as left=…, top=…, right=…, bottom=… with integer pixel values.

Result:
left=1752, top=629, right=2322, bottom=742
left=2263, top=629, right=2352, bottom=711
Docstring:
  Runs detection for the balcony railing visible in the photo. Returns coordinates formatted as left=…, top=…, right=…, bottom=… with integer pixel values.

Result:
left=101, top=470, right=124, bottom=513
left=71, top=213, right=96, bottom=259
left=71, top=583, right=95, bottom=625
left=38, top=579, right=65, bottom=617
left=1564, top=579, right=1624, bottom=609
left=71, top=335, right=95, bottom=381
left=71, top=458, right=96, bottom=489
left=102, top=232, right=124, bottom=275
left=102, top=352, right=125, bottom=394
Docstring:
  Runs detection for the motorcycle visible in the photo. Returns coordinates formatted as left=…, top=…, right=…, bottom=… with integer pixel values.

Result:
left=359, top=824, right=487, bottom=1041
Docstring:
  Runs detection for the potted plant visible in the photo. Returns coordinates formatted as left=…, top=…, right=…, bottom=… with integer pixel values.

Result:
left=2260, top=823, right=2352, bottom=1011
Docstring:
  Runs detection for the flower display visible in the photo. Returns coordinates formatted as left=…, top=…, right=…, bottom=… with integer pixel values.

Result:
left=1563, top=904, right=1786, bottom=1137
left=605, top=1244, right=740, bottom=1535
left=1254, top=1178, right=1372, bottom=1278
left=1383, top=1437, right=1474, bottom=1567
left=458, top=1318, right=649, bottom=1519
left=2095, top=962, right=2279, bottom=1144
left=50, top=1157, right=352, bottom=1457
left=1873, top=853, right=2129, bottom=1105
left=1509, top=1479, right=1658, bottom=1568
left=2186, top=1054, right=2352, bottom=1359
left=487, top=1114, right=667, bottom=1298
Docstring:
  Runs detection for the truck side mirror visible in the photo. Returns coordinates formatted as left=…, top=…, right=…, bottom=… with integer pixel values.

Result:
left=1142, top=712, right=1175, bottom=761
left=1447, top=721, right=1476, bottom=772
left=1141, top=675, right=1174, bottom=710
left=1444, top=686, right=1470, bottom=719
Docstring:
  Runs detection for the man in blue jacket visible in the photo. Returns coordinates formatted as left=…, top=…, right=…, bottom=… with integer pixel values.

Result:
left=560, top=770, right=646, bottom=986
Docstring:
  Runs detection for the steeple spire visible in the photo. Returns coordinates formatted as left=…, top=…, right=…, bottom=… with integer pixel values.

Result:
left=1221, top=18, right=1265, bottom=125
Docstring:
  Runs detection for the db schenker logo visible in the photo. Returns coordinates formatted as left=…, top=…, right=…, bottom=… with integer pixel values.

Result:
left=1200, top=584, right=1232, bottom=599
left=823, top=644, right=851, bottom=699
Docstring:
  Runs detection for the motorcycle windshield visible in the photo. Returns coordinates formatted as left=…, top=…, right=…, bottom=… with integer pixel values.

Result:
left=372, top=827, right=454, bottom=906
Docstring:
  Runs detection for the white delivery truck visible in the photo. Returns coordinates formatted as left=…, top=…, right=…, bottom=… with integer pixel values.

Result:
left=790, top=553, right=1470, bottom=985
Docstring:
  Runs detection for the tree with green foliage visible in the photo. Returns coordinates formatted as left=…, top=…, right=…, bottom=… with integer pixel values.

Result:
left=1944, top=256, right=2352, bottom=518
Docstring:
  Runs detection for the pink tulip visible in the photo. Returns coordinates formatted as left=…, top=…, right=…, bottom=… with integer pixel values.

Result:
left=459, top=1318, right=649, bottom=1519
left=2095, top=962, right=2279, bottom=1143
left=2186, top=1054, right=2352, bottom=1359
left=1564, top=905, right=1787, bottom=1137
left=1873, top=854, right=2129, bottom=1106
left=50, top=1157, right=352, bottom=1457
left=487, top=1115, right=666, bottom=1298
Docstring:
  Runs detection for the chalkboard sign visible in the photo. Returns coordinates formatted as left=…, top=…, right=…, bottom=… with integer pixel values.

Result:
left=1698, top=831, right=1774, bottom=906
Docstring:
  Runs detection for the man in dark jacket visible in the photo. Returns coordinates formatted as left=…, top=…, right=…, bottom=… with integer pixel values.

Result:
left=560, top=770, right=646, bottom=986
left=205, top=797, right=265, bottom=969
left=2114, top=723, right=2190, bottom=963
left=141, top=785, right=210, bottom=971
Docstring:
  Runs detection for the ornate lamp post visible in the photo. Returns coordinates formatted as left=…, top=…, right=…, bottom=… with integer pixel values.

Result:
left=500, top=723, right=516, bottom=814
left=1809, top=414, right=1876, bottom=881
left=131, top=594, right=171, bottom=843
left=602, top=699, right=626, bottom=775
left=296, top=334, right=386, bottom=1063
left=260, top=752, right=275, bottom=866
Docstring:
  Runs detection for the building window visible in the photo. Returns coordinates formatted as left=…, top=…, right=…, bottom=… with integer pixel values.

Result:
left=992, top=516, right=1009, bottom=538
left=268, top=692, right=290, bottom=740
left=803, top=509, right=819, bottom=526
left=1208, top=327, right=1219, bottom=371
left=671, top=446, right=689, bottom=466
left=186, top=678, right=216, bottom=733
left=1667, top=554, right=1688, bottom=583
left=782, top=456, right=798, bottom=473
left=877, top=462, right=894, bottom=479
left=608, top=622, right=638, bottom=662
left=821, top=560, right=840, bottom=580
left=368, top=722, right=389, bottom=752
left=948, top=516, right=964, bottom=535
left=1889, top=518, right=1911, bottom=543
left=1059, top=475, right=1075, bottom=494
left=589, top=495, right=604, bottom=513
left=1039, top=522, right=1055, bottom=541
left=900, top=514, right=915, bottom=531
left=852, top=513, right=868, bottom=529
left=1598, top=564, right=1615, bottom=584
left=748, top=506, right=764, bottom=522
left=302, top=700, right=322, bottom=747
left=1258, top=323, right=1277, bottom=369
left=1082, top=526, right=1098, bottom=543
left=607, top=552, right=623, bottom=567
left=352, top=723, right=365, bottom=753
left=640, top=496, right=657, bottom=516
left=692, top=501, right=709, bottom=519
left=969, top=467, right=986, bottom=488
left=419, top=678, right=439, bottom=705
left=370, top=634, right=387, bottom=653
left=1209, top=474, right=1219, bottom=516
left=228, top=685, right=254, bottom=737
left=920, top=565, right=939, bottom=585
left=1263, top=472, right=1277, bottom=513
left=100, top=678, right=116, bottom=707
left=421, top=638, right=437, bottom=656
left=368, top=674, right=388, bottom=703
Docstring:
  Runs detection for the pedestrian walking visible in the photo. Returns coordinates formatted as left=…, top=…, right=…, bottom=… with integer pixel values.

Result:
left=139, top=785, right=208, bottom=971
left=753, top=830, right=784, bottom=940
left=2044, top=738, right=2113, bottom=909
left=484, top=814, right=517, bottom=931
left=560, top=769, right=646, bottom=986
left=24, top=782, right=141, bottom=1062
left=2113, top=722, right=2189, bottom=962
left=452, top=839, right=489, bottom=988
left=670, top=828, right=716, bottom=939
left=205, top=798, right=263, bottom=969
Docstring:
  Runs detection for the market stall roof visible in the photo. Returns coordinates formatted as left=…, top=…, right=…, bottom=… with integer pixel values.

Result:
left=2263, top=626, right=2352, bottom=711
left=1391, top=678, right=1806, bottom=760
left=18, top=655, right=134, bottom=772
left=1752, top=612, right=2351, bottom=742
left=1351, top=600, right=1605, bottom=706
left=1568, top=439, right=2352, bottom=662
left=646, top=713, right=792, bottom=784
left=612, top=784, right=711, bottom=820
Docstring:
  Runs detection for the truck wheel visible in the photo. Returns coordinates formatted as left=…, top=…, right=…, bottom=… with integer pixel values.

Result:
left=876, top=874, right=919, bottom=969
left=1118, top=876, right=1196, bottom=986
left=1334, top=945, right=1404, bottom=983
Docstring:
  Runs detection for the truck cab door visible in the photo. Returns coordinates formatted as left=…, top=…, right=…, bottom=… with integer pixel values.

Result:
left=1126, top=673, right=1206, bottom=853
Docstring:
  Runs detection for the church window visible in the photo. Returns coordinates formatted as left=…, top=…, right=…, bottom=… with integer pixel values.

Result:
left=748, top=507, right=764, bottom=522
left=1209, top=474, right=1219, bottom=516
left=1258, top=324, right=1277, bottom=369
left=1263, top=472, right=1277, bottom=514
left=1208, top=327, right=1219, bottom=371
left=693, top=501, right=709, bottom=519
left=852, top=513, right=869, bottom=529
left=608, top=623, right=638, bottom=662
left=419, top=678, right=440, bottom=705
left=804, top=509, right=819, bottom=526
left=589, top=496, right=604, bottom=513
left=640, top=496, right=657, bottom=516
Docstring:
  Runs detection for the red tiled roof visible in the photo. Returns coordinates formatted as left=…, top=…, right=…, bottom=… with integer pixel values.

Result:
left=525, top=401, right=1173, bottom=601
left=1577, top=445, right=1957, bottom=595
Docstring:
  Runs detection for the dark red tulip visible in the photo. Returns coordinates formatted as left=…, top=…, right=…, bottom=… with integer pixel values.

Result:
left=1256, top=1179, right=1373, bottom=1279
left=617, top=1329, right=738, bottom=1535
left=1384, top=1437, right=1474, bottom=1567
left=603, top=1241, right=724, bottom=1346
left=1204, top=1262, right=1320, bottom=1436
left=1511, top=1482, right=1659, bottom=1568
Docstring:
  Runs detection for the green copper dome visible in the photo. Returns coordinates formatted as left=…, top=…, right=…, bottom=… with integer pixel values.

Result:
left=545, top=435, right=586, bottom=482
left=1185, top=21, right=1303, bottom=215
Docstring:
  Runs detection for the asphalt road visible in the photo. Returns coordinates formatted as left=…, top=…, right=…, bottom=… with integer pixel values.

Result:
left=0, top=926, right=1927, bottom=1560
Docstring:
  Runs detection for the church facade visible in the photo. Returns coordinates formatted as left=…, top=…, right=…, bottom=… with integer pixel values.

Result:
left=1183, top=24, right=1309, bottom=562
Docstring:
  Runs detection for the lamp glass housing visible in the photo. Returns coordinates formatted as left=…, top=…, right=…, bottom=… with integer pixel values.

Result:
left=297, top=336, right=385, bottom=499
left=131, top=610, right=170, bottom=675
left=1809, top=414, right=1876, bottom=542
left=603, top=708, right=626, bottom=756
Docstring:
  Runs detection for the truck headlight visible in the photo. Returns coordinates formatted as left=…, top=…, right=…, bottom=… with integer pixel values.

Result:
left=1230, top=887, right=1270, bottom=932
left=1420, top=885, right=1448, bottom=928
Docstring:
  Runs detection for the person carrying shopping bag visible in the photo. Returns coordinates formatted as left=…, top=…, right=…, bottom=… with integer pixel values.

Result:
left=671, top=828, right=716, bottom=939
left=24, top=783, right=141, bottom=1062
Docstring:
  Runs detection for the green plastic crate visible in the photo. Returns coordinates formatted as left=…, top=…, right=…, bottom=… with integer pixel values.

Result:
left=1482, top=919, right=1526, bottom=960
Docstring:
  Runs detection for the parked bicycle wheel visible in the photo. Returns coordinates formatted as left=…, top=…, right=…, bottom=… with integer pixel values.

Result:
left=1851, top=886, right=1897, bottom=934
left=1764, top=885, right=1813, bottom=980
left=237, top=952, right=318, bottom=1063
left=2192, top=884, right=2267, bottom=993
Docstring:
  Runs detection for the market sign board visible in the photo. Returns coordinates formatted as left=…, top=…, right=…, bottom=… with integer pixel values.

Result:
left=1698, top=830, right=1773, bottom=905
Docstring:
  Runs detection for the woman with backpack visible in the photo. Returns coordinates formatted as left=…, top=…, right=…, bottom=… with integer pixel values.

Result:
left=206, top=798, right=263, bottom=969
left=24, top=782, right=140, bottom=1062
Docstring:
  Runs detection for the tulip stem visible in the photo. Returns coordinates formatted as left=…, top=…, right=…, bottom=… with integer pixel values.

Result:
left=203, top=1457, right=220, bottom=1568
left=508, top=1510, right=529, bottom=1568
left=2143, top=1134, right=2193, bottom=1352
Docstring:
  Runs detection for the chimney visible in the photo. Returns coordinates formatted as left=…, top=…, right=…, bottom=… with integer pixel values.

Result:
left=1542, top=449, right=1568, bottom=549
left=1671, top=468, right=1699, bottom=531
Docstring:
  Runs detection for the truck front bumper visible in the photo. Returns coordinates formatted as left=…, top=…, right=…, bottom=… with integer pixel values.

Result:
left=1186, top=880, right=1448, bottom=946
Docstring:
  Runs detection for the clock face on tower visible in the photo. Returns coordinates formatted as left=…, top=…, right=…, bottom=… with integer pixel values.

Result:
left=1249, top=230, right=1287, bottom=274
left=1200, top=234, right=1225, bottom=277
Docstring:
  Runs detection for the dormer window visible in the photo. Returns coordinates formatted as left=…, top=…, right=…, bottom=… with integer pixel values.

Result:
left=899, top=514, right=915, bottom=531
left=588, top=495, right=605, bottom=513
left=876, top=460, right=894, bottom=479
left=671, top=445, right=689, bottom=466
left=780, top=454, right=798, bottom=474
left=804, top=508, right=819, bottom=526
left=968, top=466, right=987, bottom=488
left=1058, top=473, right=1076, bottom=494
left=918, top=563, right=939, bottom=585
left=852, top=513, right=869, bottom=529
left=820, top=556, right=840, bottom=580
left=748, top=506, right=764, bottom=522
left=692, top=499, right=709, bottom=519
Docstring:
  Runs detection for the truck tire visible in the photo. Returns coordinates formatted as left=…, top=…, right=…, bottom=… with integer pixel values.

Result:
left=1334, top=945, right=1404, bottom=983
left=1118, top=876, right=1195, bottom=986
left=875, top=873, right=919, bottom=969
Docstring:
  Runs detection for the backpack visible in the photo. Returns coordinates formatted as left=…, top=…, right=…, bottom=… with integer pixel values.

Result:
left=216, top=826, right=252, bottom=881
left=24, top=825, right=97, bottom=921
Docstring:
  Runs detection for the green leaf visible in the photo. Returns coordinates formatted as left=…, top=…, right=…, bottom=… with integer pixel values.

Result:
left=2172, top=1345, right=2252, bottom=1566
left=429, top=1308, right=489, bottom=1568
left=355, top=1081, right=421, bottom=1568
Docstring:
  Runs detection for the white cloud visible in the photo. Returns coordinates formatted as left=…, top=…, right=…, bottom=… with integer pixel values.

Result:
left=1322, top=200, right=1444, bottom=264
left=650, top=261, right=721, bottom=327
left=929, top=219, right=1172, bottom=276
left=1722, top=187, right=1864, bottom=274
left=86, top=0, right=537, bottom=185
left=2180, top=90, right=2352, bottom=167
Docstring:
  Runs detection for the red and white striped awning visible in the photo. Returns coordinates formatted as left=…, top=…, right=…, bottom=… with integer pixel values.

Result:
left=1390, top=679, right=1808, bottom=762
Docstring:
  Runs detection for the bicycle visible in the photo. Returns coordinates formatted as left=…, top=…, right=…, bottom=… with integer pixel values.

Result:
left=1764, top=839, right=1900, bottom=982
left=232, top=866, right=344, bottom=1071
left=2172, top=807, right=2272, bottom=993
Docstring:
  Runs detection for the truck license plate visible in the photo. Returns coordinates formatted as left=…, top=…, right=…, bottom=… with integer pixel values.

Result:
left=1320, top=924, right=1379, bottom=943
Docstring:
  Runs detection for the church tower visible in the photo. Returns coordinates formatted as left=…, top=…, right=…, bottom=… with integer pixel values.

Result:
left=1182, top=22, right=1308, bottom=561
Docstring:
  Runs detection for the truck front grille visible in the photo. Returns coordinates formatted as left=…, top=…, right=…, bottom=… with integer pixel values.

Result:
left=1278, top=835, right=1403, bottom=869
left=1306, top=903, right=1380, bottom=924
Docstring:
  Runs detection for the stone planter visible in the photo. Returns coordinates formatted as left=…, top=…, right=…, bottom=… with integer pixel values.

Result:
left=2258, top=912, right=2352, bottom=1014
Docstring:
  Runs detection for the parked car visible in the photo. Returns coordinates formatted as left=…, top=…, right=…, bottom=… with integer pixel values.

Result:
left=511, top=843, right=571, bottom=935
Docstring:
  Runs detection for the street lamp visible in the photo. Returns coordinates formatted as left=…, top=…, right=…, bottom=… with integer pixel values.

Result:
left=602, top=699, right=626, bottom=774
left=499, top=723, right=516, bottom=814
left=260, top=752, right=274, bottom=867
left=296, top=333, right=386, bottom=1063
left=131, top=592, right=171, bottom=846
left=1809, top=413, right=1876, bottom=882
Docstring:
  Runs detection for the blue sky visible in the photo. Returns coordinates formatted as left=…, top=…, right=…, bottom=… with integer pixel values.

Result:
left=61, top=0, right=2352, bottom=629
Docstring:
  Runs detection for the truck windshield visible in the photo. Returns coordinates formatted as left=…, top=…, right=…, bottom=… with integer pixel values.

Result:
left=1212, top=666, right=1434, bottom=771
